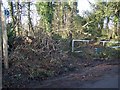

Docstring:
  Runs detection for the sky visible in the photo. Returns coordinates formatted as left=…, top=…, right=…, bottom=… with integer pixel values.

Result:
left=78, top=0, right=95, bottom=16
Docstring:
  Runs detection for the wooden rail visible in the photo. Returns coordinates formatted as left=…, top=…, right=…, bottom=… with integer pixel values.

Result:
left=72, top=39, right=91, bottom=52
left=72, top=39, right=120, bottom=52
left=100, top=41, right=120, bottom=46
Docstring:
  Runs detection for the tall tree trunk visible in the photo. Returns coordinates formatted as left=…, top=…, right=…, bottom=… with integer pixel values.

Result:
left=53, top=2, right=58, bottom=31
left=9, top=2, right=15, bottom=26
left=68, top=2, right=77, bottom=49
left=0, top=1, right=2, bottom=87
left=105, top=16, right=110, bottom=39
left=117, top=11, right=120, bottom=39
left=28, top=2, right=34, bottom=36
left=1, top=4, right=9, bottom=69
left=14, top=0, right=20, bottom=36
left=0, top=2, right=2, bottom=87
left=9, top=1, right=18, bottom=36
left=62, top=3, right=65, bottom=28
left=57, top=2, right=60, bottom=31
left=16, top=0, right=20, bottom=36
left=0, top=1, right=3, bottom=70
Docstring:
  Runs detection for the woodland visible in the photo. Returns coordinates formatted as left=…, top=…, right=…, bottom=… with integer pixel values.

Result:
left=0, top=0, right=120, bottom=88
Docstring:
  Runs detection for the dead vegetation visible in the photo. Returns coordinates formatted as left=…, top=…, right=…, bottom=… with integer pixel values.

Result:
left=3, top=33, right=77, bottom=88
left=3, top=32, right=119, bottom=88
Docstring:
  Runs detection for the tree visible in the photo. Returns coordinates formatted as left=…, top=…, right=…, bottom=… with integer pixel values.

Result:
left=1, top=1, right=8, bottom=69
left=81, top=1, right=120, bottom=40
left=8, top=0, right=23, bottom=36
left=0, top=0, right=2, bottom=68
left=15, top=0, right=20, bottom=36
left=28, top=1, right=34, bottom=36
left=36, top=2, right=54, bottom=32
left=8, top=1, right=15, bottom=31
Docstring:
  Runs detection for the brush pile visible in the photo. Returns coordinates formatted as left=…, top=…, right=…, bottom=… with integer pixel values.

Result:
left=3, top=34, right=76, bottom=88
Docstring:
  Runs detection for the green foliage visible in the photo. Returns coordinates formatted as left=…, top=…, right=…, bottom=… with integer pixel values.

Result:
left=36, top=2, right=54, bottom=32
left=29, top=69, right=54, bottom=79
left=94, top=47, right=120, bottom=60
left=79, top=1, right=120, bottom=40
left=7, top=23, right=15, bottom=47
left=74, top=15, right=86, bottom=26
left=52, top=33, right=62, bottom=40
left=106, top=42, right=119, bottom=47
left=7, top=28, right=15, bottom=39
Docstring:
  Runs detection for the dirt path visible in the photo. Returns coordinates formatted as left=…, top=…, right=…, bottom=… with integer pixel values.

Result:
left=27, top=64, right=119, bottom=88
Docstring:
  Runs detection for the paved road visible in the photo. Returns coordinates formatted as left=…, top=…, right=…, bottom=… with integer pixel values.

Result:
left=82, top=74, right=119, bottom=88
left=37, top=74, right=119, bottom=88
left=27, top=64, right=119, bottom=88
